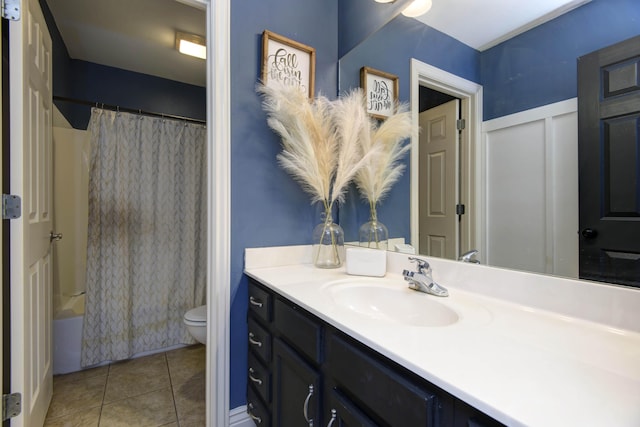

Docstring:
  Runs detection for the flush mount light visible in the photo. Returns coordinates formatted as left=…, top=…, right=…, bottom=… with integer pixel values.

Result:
left=176, top=31, right=206, bottom=60
left=374, top=0, right=394, bottom=2
left=401, top=0, right=432, bottom=17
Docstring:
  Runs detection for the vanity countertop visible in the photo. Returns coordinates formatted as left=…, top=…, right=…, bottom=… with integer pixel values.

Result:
left=244, top=249, right=640, bottom=427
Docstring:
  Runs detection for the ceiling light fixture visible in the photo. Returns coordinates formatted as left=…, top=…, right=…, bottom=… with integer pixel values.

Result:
left=176, top=31, right=206, bottom=60
left=374, top=0, right=394, bottom=2
left=401, top=0, right=432, bottom=17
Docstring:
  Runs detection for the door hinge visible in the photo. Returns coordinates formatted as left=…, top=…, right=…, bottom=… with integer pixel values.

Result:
left=2, top=194, right=21, bottom=219
left=456, top=204, right=465, bottom=215
left=1, top=0, right=20, bottom=21
left=456, top=119, right=466, bottom=131
left=2, top=393, right=21, bottom=421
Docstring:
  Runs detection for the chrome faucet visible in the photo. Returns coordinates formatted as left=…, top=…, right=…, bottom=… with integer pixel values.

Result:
left=459, top=249, right=480, bottom=264
left=402, top=257, right=449, bottom=297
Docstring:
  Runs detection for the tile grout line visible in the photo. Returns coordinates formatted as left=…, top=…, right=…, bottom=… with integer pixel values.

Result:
left=97, top=361, right=112, bottom=426
left=165, top=351, right=181, bottom=426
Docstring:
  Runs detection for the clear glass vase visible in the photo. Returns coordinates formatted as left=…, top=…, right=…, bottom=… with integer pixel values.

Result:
left=312, top=207, right=345, bottom=268
left=359, top=205, right=388, bottom=250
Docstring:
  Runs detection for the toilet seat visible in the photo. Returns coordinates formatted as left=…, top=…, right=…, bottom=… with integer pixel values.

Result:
left=184, top=305, right=206, bottom=325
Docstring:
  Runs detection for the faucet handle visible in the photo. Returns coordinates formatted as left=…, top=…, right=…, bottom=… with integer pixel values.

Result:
left=408, top=257, right=430, bottom=273
left=459, top=249, right=480, bottom=263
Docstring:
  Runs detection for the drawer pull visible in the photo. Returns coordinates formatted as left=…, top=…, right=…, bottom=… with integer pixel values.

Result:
left=248, top=332, right=263, bottom=347
left=249, top=296, right=264, bottom=308
left=248, top=367, right=263, bottom=385
left=303, top=384, right=314, bottom=426
left=247, top=402, right=262, bottom=424
left=326, top=409, right=337, bottom=427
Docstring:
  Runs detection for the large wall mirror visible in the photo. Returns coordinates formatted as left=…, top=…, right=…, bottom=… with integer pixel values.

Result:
left=337, top=0, right=640, bottom=289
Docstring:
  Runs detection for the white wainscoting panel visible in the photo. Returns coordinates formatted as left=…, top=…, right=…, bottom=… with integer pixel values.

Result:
left=482, top=99, right=578, bottom=277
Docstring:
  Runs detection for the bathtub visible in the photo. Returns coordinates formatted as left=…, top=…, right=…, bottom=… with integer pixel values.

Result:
left=53, top=294, right=85, bottom=374
left=52, top=293, right=191, bottom=374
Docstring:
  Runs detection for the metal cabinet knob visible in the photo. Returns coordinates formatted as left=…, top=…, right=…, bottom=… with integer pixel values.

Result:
left=49, top=231, right=63, bottom=242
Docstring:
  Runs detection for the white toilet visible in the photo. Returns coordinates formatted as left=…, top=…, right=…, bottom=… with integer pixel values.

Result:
left=183, top=305, right=207, bottom=344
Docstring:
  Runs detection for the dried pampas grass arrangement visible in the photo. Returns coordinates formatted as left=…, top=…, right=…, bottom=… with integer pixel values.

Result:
left=353, top=93, right=412, bottom=214
left=257, top=82, right=379, bottom=215
left=339, top=89, right=412, bottom=249
left=257, top=82, right=410, bottom=262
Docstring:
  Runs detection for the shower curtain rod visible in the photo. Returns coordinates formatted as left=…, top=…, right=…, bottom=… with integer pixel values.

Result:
left=53, top=96, right=206, bottom=125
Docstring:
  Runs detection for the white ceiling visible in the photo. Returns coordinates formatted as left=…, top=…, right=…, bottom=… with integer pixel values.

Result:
left=44, top=0, right=590, bottom=88
left=416, top=0, right=591, bottom=51
left=45, top=0, right=206, bottom=87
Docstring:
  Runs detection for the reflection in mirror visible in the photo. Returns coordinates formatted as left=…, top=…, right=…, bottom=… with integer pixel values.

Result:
left=338, top=0, right=640, bottom=288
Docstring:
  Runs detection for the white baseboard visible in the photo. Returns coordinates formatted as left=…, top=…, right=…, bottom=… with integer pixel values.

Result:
left=229, top=405, right=253, bottom=427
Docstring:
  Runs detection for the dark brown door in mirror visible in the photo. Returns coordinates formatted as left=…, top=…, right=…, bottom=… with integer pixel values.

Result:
left=578, top=35, right=640, bottom=287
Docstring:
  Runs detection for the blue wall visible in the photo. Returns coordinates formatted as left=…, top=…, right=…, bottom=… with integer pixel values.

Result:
left=229, top=0, right=338, bottom=407
left=338, top=0, right=412, bottom=57
left=482, top=0, right=640, bottom=120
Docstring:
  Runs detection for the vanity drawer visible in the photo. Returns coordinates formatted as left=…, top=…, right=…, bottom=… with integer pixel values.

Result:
left=248, top=316, right=271, bottom=363
left=247, top=385, right=271, bottom=427
left=326, top=331, right=439, bottom=427
left=274, top=298, right=322, bottom=365
left=248, top=350, right=271, bottom=403
left=248, top=280, right=273, bottom=324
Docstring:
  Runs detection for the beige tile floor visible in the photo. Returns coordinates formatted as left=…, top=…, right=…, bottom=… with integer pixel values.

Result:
left=44, top=344, right=206, bottom=427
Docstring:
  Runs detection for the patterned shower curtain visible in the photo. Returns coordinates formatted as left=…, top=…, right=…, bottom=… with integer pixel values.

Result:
left=81, top=108, right=207, bottom=367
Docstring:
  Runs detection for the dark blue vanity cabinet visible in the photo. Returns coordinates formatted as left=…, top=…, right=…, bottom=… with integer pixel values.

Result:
left=246, top=278, right=504, bottom=427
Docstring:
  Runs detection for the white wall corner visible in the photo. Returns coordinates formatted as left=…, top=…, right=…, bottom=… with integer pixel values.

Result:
left=229, top=405, right=253, bottom=427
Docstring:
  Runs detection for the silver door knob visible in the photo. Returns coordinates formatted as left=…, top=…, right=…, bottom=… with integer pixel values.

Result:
left=49, top=231, right=63, bottom=242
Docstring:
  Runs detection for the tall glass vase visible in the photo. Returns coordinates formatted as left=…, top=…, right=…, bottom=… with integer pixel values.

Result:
left=312, top=205, right=345, bottom=268
left=359, top=204, right=388, bottom=250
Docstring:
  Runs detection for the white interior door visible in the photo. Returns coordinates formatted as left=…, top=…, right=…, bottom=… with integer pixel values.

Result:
left=418, top=99, right=459, bottom=259
left=9, top=0, right=54, bottom=425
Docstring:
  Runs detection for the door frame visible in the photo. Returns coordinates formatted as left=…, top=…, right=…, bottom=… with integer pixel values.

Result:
left=158, top=1, right=231, bottom=425
left=410, top=59, right=482, bottom=259
left=3, top=0, right=231, bottom=425
left=206, top=0, right=231, bottom=426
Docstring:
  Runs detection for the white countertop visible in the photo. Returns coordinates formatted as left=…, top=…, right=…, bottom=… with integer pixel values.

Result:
left=244, top=246, right=640, bottom=427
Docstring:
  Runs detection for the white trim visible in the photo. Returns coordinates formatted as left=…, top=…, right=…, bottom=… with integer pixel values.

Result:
left=229, top=406, right=253, bottom=427
left=410, top=59, right=483, bottom=259
left=480, top=98, right=579, bottom=277
left=482, top=98, right=577, bottom=131
left=206, top=0, right=231, bottom=426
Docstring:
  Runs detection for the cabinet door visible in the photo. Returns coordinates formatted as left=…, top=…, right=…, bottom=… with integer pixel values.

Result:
left=326, top=331, right=439, bottom=426
left=454, top=400, right=505, bottom=427
left=273, top=338, right=321, bottom=427
left=325, top=387, right=378, bottom=427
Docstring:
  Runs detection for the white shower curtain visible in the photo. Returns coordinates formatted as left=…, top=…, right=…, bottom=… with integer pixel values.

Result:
left=81, top=108, right=207, bottom=367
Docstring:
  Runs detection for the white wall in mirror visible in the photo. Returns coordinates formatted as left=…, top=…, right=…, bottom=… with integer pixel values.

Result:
left=482, top=99, right=579, bottom=277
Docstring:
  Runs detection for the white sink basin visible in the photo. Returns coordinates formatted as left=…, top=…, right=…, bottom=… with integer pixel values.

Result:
left=323, top=278, right=459, bottom=327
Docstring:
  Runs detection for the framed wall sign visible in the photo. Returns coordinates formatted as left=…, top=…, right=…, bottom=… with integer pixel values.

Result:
left=360, top=66, right=399, bottom=119
left=261, top=30, right=316, bottom=99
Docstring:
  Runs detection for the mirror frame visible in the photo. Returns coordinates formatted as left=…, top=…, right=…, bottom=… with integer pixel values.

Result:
left=409, top=59, right=482, bottom=258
